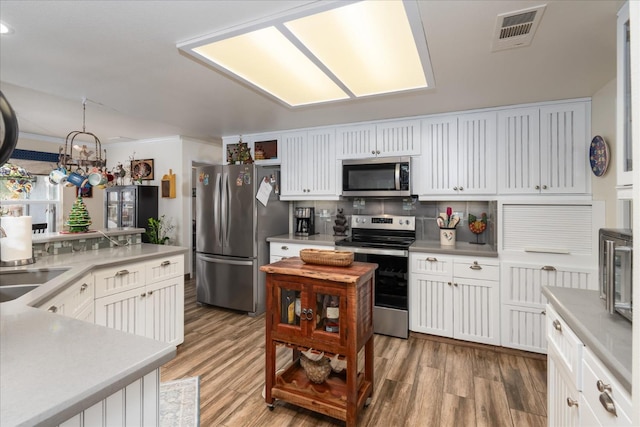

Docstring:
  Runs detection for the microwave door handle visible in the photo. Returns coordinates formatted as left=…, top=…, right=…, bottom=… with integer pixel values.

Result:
left=614, top=246, right=632, bottom=253
left=395, top=163, right=401, bottom=190
left=605, top=240, right=616, bottom=315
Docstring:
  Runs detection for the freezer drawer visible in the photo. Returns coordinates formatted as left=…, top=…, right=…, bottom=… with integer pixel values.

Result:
left=196, top=253, right=255, bottom=313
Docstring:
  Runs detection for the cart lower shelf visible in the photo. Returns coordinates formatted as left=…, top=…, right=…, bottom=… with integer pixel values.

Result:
left=270, top=360, right=373, bottom=422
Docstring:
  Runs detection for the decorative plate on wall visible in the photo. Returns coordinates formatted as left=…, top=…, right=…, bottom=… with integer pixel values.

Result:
left=589, top=135, right=609, bottom=177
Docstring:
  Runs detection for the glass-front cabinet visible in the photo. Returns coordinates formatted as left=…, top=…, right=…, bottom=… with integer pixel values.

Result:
left=272, top=279, right=347, bottom=349
left=104, top=186, right=158, bottom=241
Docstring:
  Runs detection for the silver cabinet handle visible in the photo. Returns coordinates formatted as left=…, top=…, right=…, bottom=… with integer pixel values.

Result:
left=371, top=150, right=376, bottom=155
left=596, top=380, right=612, bottom=393
left=48, top=306, right=58, bottom=313
left=541, top=266, right=557, bottom=271
left=599, top=392, right=617, bottom=416
left=566, top=397, right=579, bottom=408
left=542, top=185, right=548, bottom=190
left=426, top=257, right=437, bottom=262
left=453, top=186, right=458, bottom=191
left=305, top=308, right=313, bottom=321
left=459, top=187, right=464, bottom=191
left=80, top=283, right=88, bottom=292
left=148, top=290, right=153, bottom=296
left=448, top=282, right=452, bottom=286
left=301, top=308, right=308, bottom=320
left=141, top=293, right=146, bottom=297
left=535, top=185, right=540, bottom=190
left=469, top=261, right=482, bottom=270
left=281, top=246, right=289, bottom=251
left=541, top=310, right=546, bottom=315
left=115, top=269, right=130, bottom=277
left=161, top=260, right=171, bottom=267
left=453, top=282, right=458, bottom=287
left=552, top=319, right=562, bottom=331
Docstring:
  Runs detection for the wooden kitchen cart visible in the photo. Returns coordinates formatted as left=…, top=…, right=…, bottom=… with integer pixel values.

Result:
left=261, top=257, right=377, bottom=427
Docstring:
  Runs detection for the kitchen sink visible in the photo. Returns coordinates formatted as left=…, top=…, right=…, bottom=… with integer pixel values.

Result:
left=0, top=268, right=70, bottom=303
left=0, top=268, right=70, bottom=286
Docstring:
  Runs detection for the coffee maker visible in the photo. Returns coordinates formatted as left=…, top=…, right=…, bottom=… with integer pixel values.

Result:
left=294, top=207, right=315, bottom=236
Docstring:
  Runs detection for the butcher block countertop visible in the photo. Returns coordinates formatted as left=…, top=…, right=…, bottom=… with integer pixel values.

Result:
left=260, top=257, right=377, bottom=283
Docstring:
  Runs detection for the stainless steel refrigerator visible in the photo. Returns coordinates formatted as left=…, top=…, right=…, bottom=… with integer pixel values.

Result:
left=195, top=164, right=288, bottom=315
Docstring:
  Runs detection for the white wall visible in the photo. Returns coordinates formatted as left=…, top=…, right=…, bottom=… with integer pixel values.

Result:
left=590, top=78, right=618, bottom=227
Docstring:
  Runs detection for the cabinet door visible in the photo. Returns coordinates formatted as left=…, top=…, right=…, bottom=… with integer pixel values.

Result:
left=95, top=288, right=146, bottom=337
left=497, top=107, right=540, bottom=194
left=456, top=112, right=497, bottom=195
left=409, top=273, right=453, bottom=337
left=501, top=304, right=547, bottom=353
left=270, top=278, right=305, bottom=340
left=336, top=124, right=376, bottom=159
left=144, top=277, right=184, bottom=345
left=417, top=116, right=458, bottom=195
left=308, top=283, right=347, bottom=350
left=452, top=278, right=500, bottom=345
left=306, top=129, right=337, bottom=196
left=539, top=102, right=589, bottom=194
left=547, top=349, right=580, bottom=427
left=280, top=131, right=307, bottom=196
left=376, top=119, right=421, bottom=157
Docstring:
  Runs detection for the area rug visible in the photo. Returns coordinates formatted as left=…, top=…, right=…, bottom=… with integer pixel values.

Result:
left=160, top=376, right=200, bottom=427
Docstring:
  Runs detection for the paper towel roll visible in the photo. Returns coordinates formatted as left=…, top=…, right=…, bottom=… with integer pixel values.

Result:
left=0, top=216, right=33, bottom=262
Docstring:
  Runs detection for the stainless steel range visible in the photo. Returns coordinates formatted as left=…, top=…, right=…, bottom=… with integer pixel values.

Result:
left=335, top=214, right=415, bottom=339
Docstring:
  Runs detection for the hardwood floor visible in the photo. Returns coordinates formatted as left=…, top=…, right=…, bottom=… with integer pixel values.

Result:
left=161, top=279, right=547, bottom=426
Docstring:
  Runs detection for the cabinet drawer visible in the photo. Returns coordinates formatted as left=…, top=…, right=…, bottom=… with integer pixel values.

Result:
left=145, top=255, right=184, bottom=283
left=410, top=253, right=453, bottom=276
left=453, top=259, right=499, bottom=280
left=546, top=305, right=583, bottom=386
left=39, top=273, right=94, bottom=318
left=269, top=242, right=333, bottom=259
left=95, top=262, right=146, bottom=298
left=582, top=347, right=632, bottom=425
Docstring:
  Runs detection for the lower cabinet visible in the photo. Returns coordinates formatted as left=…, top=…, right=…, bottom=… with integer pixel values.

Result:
left=409, top=252, right=500, bottom=345
left=38, top=273, right=94, bottom=322
left=94, top=256, right=184, bottom=346
left=547, top=346, right=580, bottom=427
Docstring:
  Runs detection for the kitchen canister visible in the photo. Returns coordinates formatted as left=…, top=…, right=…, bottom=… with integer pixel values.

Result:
left=440, top=228, right=456, bottom=246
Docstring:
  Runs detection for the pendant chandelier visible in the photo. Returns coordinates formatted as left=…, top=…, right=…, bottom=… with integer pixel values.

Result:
left=59, top=98, right=107, bottom=171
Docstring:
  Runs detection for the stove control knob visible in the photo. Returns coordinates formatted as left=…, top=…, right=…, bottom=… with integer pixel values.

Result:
left=398, top=219, right=404, bottom=225
left=404, top=219, right=411, bottom=226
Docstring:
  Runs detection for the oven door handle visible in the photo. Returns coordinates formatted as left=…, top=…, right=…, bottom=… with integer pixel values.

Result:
left=341, top=246, right=408, bottom=257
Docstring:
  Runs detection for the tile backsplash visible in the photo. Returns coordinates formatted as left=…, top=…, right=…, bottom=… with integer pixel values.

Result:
left=293, top=199, right=497, bottom=246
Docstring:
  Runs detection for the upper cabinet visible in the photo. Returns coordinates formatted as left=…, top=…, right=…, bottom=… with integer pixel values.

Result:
left=616, top=2, right=633, bottom=191
left=414, top=111, right=496, bottom=198
left=336, top=119, right=421, bottom=159
left=497, top=101, right=590, bottom=195
left=280, top=129, right=339, bottom=200
left=222, top=132, right=280, bottom=165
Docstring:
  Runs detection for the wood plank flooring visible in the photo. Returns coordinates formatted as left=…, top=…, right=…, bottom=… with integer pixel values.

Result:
left=161, top=279, right=547, bottom=426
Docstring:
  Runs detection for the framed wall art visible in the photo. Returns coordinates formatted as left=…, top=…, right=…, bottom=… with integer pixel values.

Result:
left=131, top=159, right=154, bottom=180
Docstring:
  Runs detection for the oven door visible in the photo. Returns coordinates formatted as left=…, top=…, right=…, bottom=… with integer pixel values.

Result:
left=353, top=252, right=409, bottom=339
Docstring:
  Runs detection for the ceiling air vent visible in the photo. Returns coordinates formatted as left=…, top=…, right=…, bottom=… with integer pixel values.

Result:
left=492, top=4, right=546, bottom=52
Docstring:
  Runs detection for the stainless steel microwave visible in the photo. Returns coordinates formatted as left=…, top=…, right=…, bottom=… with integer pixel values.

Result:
left=342, top=157, right=411, bottom=197
left=599, top=228, right=633, bottom=322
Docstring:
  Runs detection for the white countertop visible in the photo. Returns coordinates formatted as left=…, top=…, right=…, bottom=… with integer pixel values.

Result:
left=0, top=244, right=188, bottom=426
left=266, top=233, right=343, bottom=245
left=410, top=240, right=498, bottom=257
left=542, top=286, right=632, bottom=393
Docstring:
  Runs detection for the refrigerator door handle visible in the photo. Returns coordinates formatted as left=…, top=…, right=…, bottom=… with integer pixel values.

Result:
left=224, top=171, right=231, bottom=247
left=197, top=253, right=254, bottom=266
left=214, top=172, right=222, bottom=247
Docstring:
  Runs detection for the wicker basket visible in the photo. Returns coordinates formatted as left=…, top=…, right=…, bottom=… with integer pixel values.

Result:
left=299, top=353, right=331, bottom=383
left=299, top=249, right=354, bottom=267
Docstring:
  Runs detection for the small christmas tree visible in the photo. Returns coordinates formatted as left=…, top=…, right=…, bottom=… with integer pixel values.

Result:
left=66, top=196, right=92, bottom=232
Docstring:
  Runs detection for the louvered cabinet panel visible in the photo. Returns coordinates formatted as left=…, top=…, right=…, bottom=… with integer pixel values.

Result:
left=144, top=277, right=184, bottom=346
left=94, top=263, right=146, bottom=298
left=453, top=278, right=500, bottom=345
left=417, top=116, right=458, bottom=195
left=280, top=131, right=307, bottom=196
left=501, top=304, right=547, bottom=353
left=410, top=252, right=453, bottom=276
left=307, top=129, right=337, bottom=195
left=497, top=107, right=540, bottom=194
left=547, top=349, right=580, bottom=427
left=145, top=255, right=183, bottom=283
left=376, top=119, right=421, bottom=157
left=95, top=289, right=145, bottom=337
left=409, top=275, right=453, bottom=336
left=335, top=124, right=376, bottom=159
left=539, top=102, right=588, bottom=194
left=457, top=111, right=497, bottom=195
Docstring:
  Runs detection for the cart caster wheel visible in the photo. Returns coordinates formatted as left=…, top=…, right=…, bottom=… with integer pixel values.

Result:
left=364, top=397, right=372, bottom=408
left=267, top=405, right=275, bottom=411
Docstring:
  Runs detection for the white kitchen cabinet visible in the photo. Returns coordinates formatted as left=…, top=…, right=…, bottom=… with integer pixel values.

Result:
left=416, top=112, right=496, bottom=197
left=497, top=100, right=590, bottom=195
left=501, top=261, right=595, bottom=353
left=280, top=129, right=339, bottom=200
left=336, top=120, right=420, bottom=159
left=94, top=255, right=184, bottom=345
left=269, top=242, right=333, bottom=264
left=548, top=346, right=581, bottom=427
left=38, top=273, right=94, bottom=322
left=409, top=253, right=500, bottom=345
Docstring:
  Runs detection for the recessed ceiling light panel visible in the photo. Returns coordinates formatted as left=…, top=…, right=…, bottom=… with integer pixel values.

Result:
left=178, top=0, right=434, bottom=107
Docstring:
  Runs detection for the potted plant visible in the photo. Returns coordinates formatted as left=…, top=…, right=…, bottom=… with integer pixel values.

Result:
left=145, top=215, right=175, bottom=244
